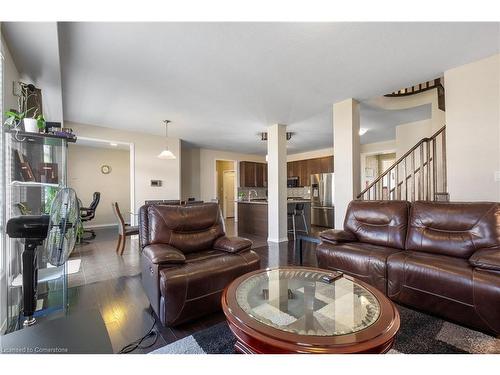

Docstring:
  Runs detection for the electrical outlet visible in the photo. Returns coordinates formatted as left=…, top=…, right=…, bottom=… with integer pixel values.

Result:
left=494, top=171, right=500, bottom=182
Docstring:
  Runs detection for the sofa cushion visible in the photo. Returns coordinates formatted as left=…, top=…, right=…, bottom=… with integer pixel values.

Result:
left=158, top=249, right=260, bottom=326
left=406, top=202, right=500, bottom=258
left=344, top=200, right=410, bottom=250
left=316, top=241, right=402, bottom=294
left=387, top=251, right=474, bottom=305
left=140, top=203, right=225, bottom=254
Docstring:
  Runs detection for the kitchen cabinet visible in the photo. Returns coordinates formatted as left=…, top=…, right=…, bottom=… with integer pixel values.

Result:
left=320, top=156, right=334, bottom=173
left=240, top=161, right=255, bottom=187
left=240, top=161, right=267, bottom=187
left=286, top=156, right=333, bottom=187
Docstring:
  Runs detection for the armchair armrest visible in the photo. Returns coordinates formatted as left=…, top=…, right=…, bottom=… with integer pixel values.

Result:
left=143, top=244, right=186, bottom=265
left=214, top=236, right=252, bottom=253
left=469, top=247, right=500, bottom=271
left=319, top=229, right=357, bottom=244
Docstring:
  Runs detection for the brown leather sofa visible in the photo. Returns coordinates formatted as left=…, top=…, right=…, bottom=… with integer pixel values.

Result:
left=317, top=200, right=500, bottom=336
left=139, top=203, right=260, bottom=326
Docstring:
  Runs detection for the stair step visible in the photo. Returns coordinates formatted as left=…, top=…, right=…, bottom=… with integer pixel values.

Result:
left=434, top=192, right=450, bottom=202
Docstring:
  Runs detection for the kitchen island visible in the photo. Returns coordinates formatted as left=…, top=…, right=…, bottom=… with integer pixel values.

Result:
left=237, top=199, right=311, bottom=238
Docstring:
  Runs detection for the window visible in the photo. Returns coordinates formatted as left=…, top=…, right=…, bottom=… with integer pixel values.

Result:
left=0, top=41, right=5, bottom=274
left=0, top=38, right=6, bottom=333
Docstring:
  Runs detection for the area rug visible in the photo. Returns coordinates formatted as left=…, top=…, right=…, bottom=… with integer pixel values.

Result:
left=151, top=305, right=500, bottom=354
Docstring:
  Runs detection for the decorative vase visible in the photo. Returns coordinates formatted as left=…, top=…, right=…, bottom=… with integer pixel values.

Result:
left=23, top=118, right=39, bottom=133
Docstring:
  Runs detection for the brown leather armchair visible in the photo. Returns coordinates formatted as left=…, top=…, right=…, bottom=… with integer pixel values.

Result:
left=139, top=203, right=260, bottom=326
left=317, top=200, right=500, bottom=336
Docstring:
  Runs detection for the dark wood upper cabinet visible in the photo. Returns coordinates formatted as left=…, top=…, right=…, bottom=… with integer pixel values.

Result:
left=286, top=155, right=333, bottom=187
left=240, top=161, right=267, bottom=188
left=319, top=156, right=333, bottom=174
left=241, top=156, right=332, bottom=188
left=256, top=163, right=264, bottom=187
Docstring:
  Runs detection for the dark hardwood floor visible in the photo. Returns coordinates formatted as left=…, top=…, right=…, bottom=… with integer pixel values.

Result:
left=60, top=219, right=323, bottom=353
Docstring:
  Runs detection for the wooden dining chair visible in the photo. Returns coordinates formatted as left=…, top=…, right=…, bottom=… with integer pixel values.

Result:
left=112, top=202, right=139, bottom=255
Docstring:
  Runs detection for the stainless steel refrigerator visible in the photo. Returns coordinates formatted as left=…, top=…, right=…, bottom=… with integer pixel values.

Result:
left=310, top=173, right=334, bottom=228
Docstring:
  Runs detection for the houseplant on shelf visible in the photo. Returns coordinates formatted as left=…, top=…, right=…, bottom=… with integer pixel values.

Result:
left=3, top=110, right=45, bottom=133
left=3, top=82, right=45, bottom=133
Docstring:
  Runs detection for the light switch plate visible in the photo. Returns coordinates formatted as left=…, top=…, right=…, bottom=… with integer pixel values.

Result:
left=494, top=171, right=500, bottom=182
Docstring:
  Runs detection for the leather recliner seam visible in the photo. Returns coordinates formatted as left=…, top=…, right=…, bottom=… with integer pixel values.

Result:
left=471, top=268, right=498, bottom=332
left=402, top=284, right=474, bottom=307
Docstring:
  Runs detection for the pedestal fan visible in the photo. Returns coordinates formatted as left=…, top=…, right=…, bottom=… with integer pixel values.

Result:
left=6, top=188, right=80, bottom=326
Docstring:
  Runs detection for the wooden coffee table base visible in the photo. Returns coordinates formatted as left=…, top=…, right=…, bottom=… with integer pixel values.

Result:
left=222, top=267, right=400, bottom=354
left=227, top=317, right=397, bottom=354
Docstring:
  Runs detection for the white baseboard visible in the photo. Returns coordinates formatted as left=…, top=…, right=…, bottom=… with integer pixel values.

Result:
left=83, top=223, right=118, bottom=229
left=267, top=237, right=289, bottom=243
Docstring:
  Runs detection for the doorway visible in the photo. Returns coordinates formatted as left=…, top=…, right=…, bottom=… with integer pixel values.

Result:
left=223, top=170, right=235, bottom=218
left=216, top=160, right=236, bottom=219
left=66, top=137, right=136, bottom=287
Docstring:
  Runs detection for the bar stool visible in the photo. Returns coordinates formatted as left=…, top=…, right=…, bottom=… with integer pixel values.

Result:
left=288, top=203, right=308, bottom=239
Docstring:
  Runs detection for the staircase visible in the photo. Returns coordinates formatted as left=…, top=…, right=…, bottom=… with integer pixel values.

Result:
left=385, top=77, right=445, bottom=111
left=357, top=126, right=448, bottom=202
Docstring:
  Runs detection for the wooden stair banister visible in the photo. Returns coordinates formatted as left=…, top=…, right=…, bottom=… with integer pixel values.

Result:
left=385, top=78, right=445, bottom=111
left=358, top=125, right=447, bottom=202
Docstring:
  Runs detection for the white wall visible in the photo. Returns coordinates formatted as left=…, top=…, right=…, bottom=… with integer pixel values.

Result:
left=180, top=142, right=201, bottom=201
left=68, top=144, right=130, bottom=227
left=395, top=119, right=433, bottom=159
left=198, top=148, right=265, bottom=202
left=267, top=124, right=288, bottom=243
left=333, top=99, right=360, bottom=229
left=287, top=147, right=333, bottom=162
left=1, top=34, right=19, bottom=115
left=445, top=53, right=500, bottom=202
left=368, top=87, right=445, bottom=134
left=1, top=22, right=64, bottom=123
left=67, top=122, right=181, bottom=215
left=360, top=139, right=396, bottom=155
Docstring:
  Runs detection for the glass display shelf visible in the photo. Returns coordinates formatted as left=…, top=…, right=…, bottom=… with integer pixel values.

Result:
left=2, top=127, right=72, bottom=333
left=6, top=129, right=76, bottom=145
left=11, top=181, right=60, bottom=188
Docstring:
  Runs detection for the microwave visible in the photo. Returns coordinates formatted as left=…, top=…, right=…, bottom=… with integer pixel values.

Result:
left=287, top=176, right=299, bottom=188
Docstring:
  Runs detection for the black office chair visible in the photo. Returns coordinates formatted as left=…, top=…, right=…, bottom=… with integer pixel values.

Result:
left=80, top=192, right=101, bottom=242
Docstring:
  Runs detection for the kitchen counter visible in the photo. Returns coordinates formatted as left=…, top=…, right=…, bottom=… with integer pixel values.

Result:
left=236, top=199, right=311, bottom=205
left=237, top=200, right=311, bottom=238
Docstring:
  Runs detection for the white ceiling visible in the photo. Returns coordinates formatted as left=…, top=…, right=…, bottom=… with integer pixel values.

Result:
left=30, top=23, right=500, bottom=154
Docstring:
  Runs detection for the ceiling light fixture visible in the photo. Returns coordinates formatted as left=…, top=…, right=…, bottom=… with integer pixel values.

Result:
left=260, top=132, right=294, bottom=141
left=158, top=120, right=176, bottom=160
left=359, top=128, right=368, bottom=136
left=109, top=143, right=118, bottom=147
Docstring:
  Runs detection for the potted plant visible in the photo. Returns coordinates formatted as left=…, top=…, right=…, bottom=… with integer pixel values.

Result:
left=3, top=83, right=45, bottom=133
left=3, top=110, right=45, bottom=133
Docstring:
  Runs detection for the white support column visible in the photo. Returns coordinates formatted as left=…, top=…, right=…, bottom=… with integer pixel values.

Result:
left=333, top=99, right=360, bottom=229
left=267, top=124, right=288, bottom=243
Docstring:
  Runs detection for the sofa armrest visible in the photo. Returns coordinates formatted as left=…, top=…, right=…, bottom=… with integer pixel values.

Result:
left=469, top=247, right=500, bottom=271
left=214, top=236, right=252, bottom=253
left=319, top=229, right=357, bottom=244
left=143, top=244, right=186, bottom=265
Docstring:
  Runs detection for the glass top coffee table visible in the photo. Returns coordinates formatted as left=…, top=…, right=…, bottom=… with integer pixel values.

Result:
left=222, top=267, right=400, bottom=354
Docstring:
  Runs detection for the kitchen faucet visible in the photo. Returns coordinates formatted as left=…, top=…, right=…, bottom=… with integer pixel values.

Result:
left=248, top=190, right=258, bottom=201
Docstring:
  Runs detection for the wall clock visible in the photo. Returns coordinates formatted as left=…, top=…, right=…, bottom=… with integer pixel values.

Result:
left=101, top=165, right=112, bottom=174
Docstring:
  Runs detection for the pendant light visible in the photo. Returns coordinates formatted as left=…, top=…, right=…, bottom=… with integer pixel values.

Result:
left=158, top=120, right=176, bottom=160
